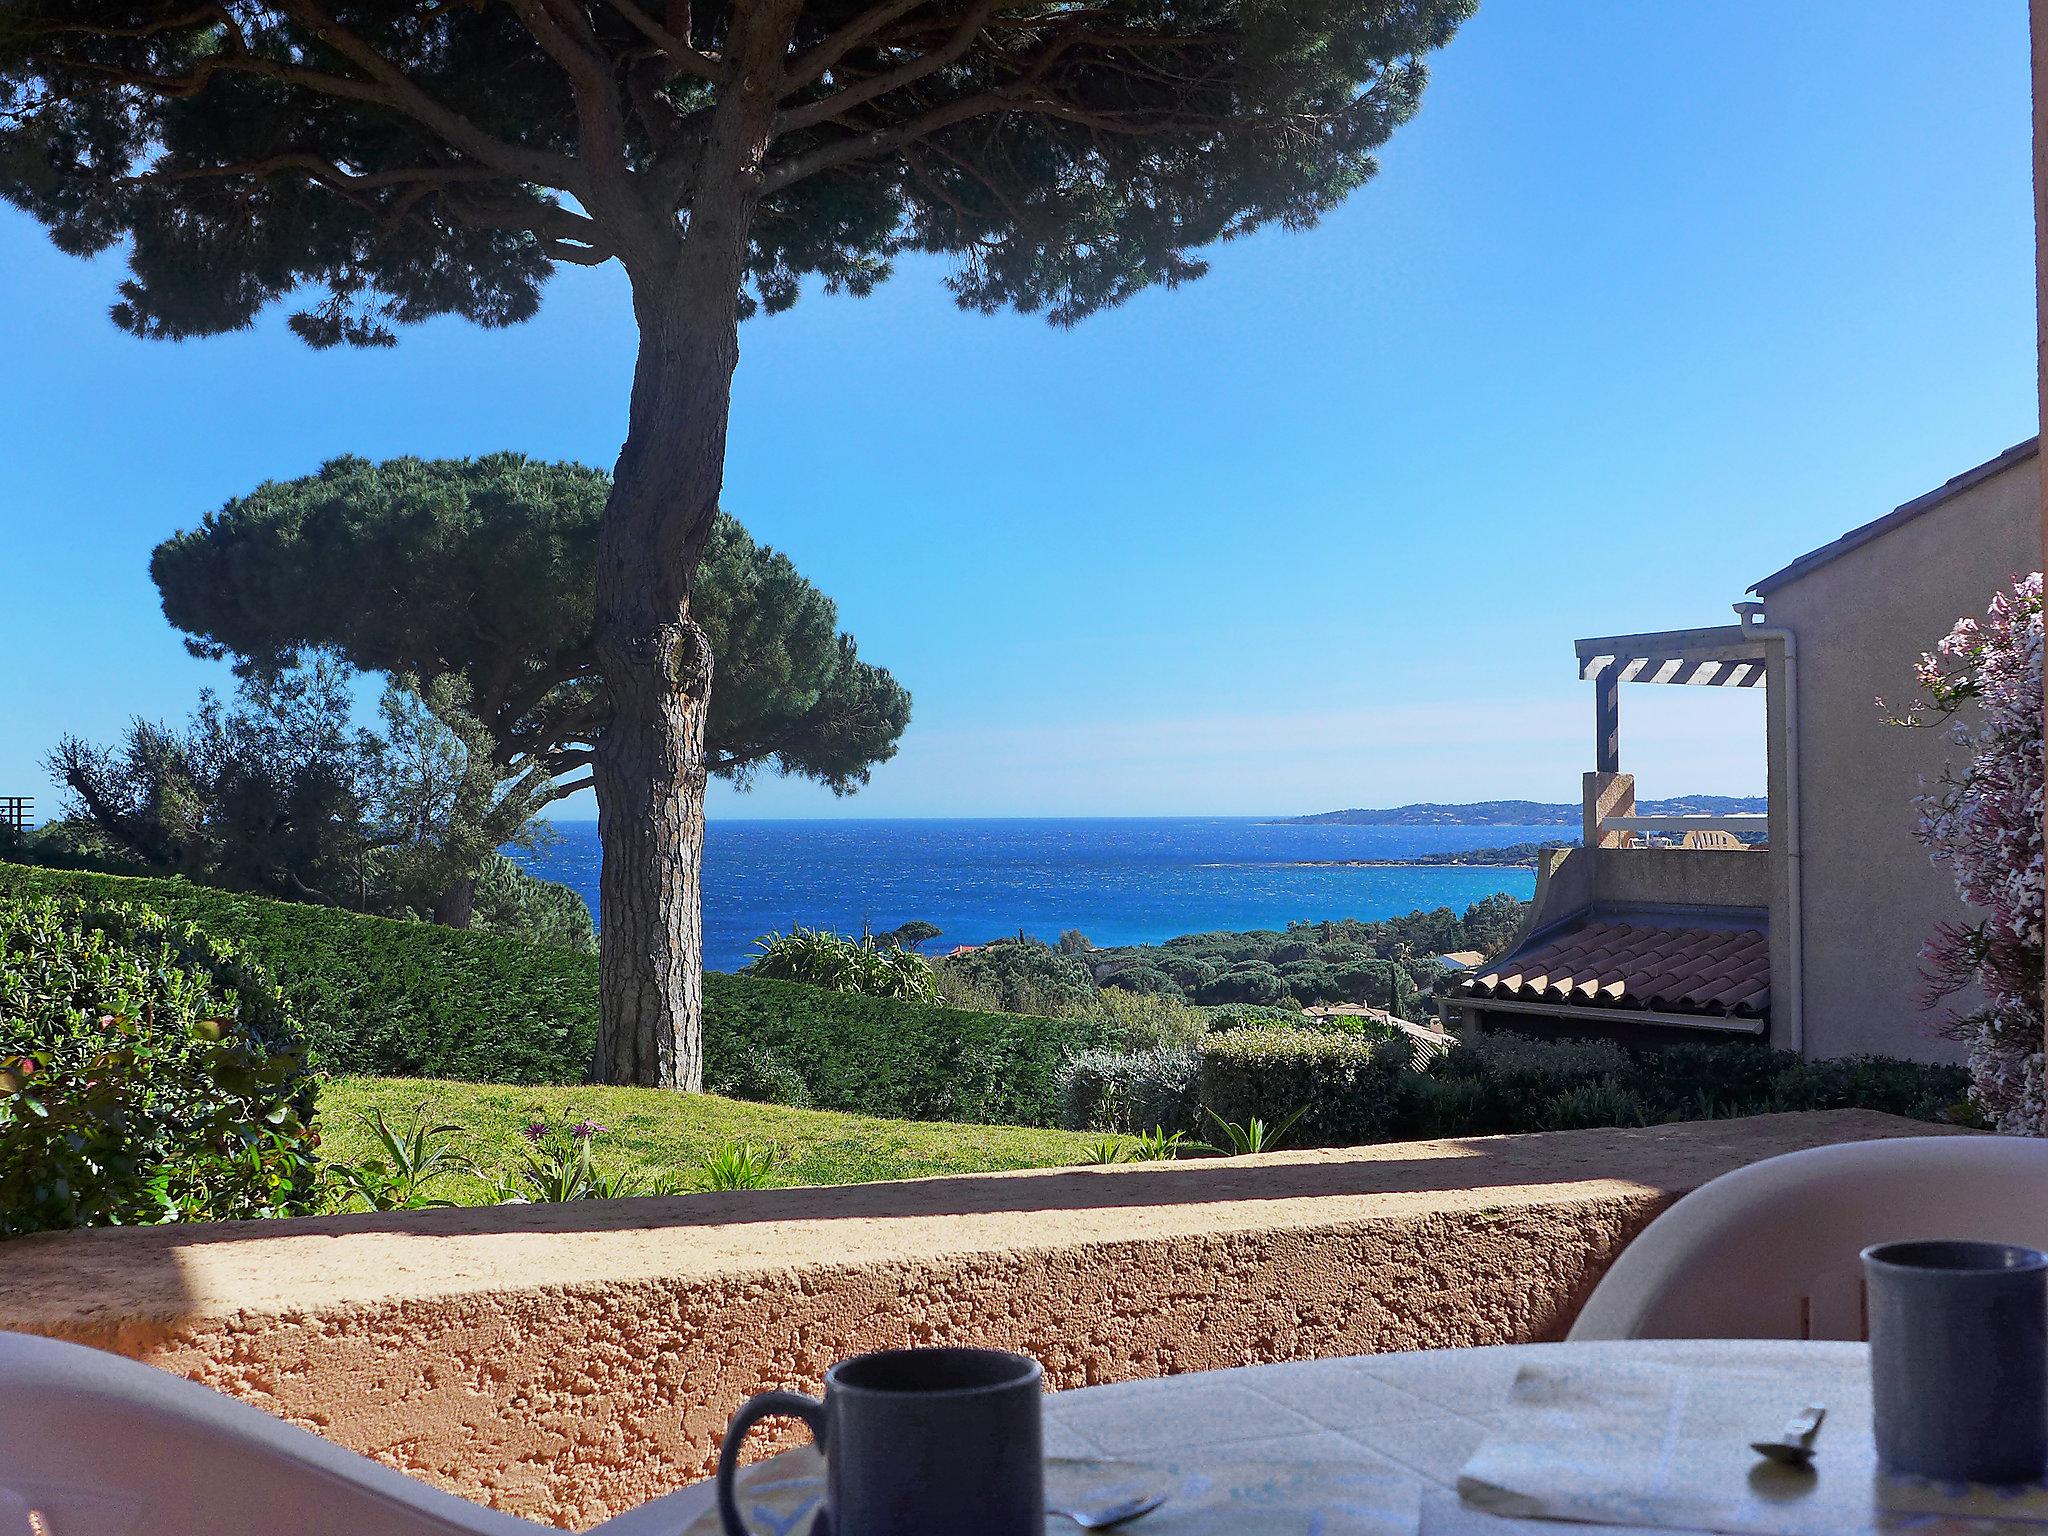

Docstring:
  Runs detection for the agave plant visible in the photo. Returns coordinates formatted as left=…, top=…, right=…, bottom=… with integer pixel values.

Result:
left=694, top=1140, right=781, bottom=1191
left=1126, top=1125, right=1196, bottom=1161
left=1202, top=1105, right=1308, bottom=1156
left=323, top=1106, right=475, bottom=1212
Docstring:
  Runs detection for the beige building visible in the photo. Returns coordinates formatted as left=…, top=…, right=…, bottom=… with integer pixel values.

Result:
left=1448, top=439, right=2041, bottom=1063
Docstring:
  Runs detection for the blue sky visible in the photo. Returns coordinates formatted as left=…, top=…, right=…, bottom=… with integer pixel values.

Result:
left=2, top=1, right=2035, bottom=820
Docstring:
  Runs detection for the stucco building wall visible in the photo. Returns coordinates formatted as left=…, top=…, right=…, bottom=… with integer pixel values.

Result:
left=1761, top=446, right=2040, bottom=1063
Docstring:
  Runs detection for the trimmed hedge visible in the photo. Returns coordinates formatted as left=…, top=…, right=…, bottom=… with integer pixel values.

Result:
left=702, top=974, right=1116, bottom=1127
left=1195, top=1030, right=1404, bottom=1147
left=1063, top=1027, right=1974, bottom=1148
left=0, top=863, right=1113, bottom=1127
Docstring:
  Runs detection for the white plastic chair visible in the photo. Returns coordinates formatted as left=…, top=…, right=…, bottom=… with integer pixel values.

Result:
left=1569, top=1135, right=2048, bottom=1341
left=0, top=1331, right=720, bottom=1536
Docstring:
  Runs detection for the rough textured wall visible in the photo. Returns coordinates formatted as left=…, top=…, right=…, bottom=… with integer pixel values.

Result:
left=1765, top=450, right=2040, bottom=1063
left=0, top=1111, right=1948, bottom=1530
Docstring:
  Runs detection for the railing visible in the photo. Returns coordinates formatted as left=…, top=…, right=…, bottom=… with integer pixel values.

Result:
left=0, top=797, right=30, bottom=833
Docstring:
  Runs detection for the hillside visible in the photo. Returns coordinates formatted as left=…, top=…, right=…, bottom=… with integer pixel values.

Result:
left=1274, top=795, right=1767, bottom=826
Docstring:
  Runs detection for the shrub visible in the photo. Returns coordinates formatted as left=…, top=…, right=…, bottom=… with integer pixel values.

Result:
left=1883, top=574, right=2044, bottom=1133
left=701, top=973, right=1117, bottom=1127
left=1194, top=1030, right=1404, bottom=1147
left=1763, top=1054, right=1972, bottom=1121
left=1059, top=1047, right=1200, bottom=1134
left=746, top=926, right=939, bottom=1002
left=1202, top=1002, right=1310, bottom=1032
left=0, top=862, right=598, bottom=1083
left=937, top=937, right=1099, bottom=1015
left=0, top=894, right=318, bottom=1234
left=1091, top=987, right=1208, bottom=1052
left=706, top=1048, right=814, bottom=1108
left=0, top=864, right=1107, bottom=1126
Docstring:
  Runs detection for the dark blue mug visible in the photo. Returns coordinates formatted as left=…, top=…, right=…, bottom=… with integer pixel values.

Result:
left=1863, top=1239, right=2048, bottom=1485
left=716, top=1346, right=1045, bottom=1536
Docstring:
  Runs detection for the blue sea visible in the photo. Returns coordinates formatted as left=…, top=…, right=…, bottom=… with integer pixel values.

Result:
left=514, top=819, right=1550, bottom=972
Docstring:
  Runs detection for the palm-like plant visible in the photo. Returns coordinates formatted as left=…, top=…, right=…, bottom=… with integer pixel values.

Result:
left=323, top=1106, right=475, bottom=1212
left=747, top=927, right=939, bottom=1002
left=694, top=1140, right=781, bottom=1191
left=1202, top=1106, right=1308, bottom=1156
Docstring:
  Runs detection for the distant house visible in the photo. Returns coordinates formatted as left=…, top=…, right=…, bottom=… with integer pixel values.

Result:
left=1445, top=440, right=2041, bottom=1063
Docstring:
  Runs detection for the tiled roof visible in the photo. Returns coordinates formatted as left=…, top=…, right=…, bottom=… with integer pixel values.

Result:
left=1455, top=918, right=1769, bottom=1021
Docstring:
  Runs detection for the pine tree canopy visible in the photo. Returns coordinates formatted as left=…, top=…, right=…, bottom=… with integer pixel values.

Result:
left=2, top=1, right=1475, bottom=339
left=150, top=454, right=912, bottom=796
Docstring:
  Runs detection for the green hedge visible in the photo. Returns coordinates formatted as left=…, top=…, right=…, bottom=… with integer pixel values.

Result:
left=1195, top=1030, right=1405, bottom=1146
left=706, top=973, right=1116, bottom=1127
left=1063, top=1027, right=1974, bottom=1148
left=0, top=862, right=1109, bottom=1127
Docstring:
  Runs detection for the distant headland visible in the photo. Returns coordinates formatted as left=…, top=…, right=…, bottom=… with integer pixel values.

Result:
left=1268, top=795, right=1768, bottom=827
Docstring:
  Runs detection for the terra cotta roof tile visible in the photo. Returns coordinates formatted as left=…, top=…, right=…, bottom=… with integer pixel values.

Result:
left=1456, top=918, right=1770, bottom=1019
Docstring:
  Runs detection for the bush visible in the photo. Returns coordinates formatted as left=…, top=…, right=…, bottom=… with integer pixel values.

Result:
left=1202, top=1003, right=1312, bottom=1031
left=0, top=894, right=318, bottom=1234
left=0, top=862, right=598, bottom=1084
left=0, top=863, right=1108, bottom=1126
left=1091, top=987, right=1208, bottom=1052
left=1194, top=1030, right=1404, bottom=1147
left=704, top=973, right=1118, bottom=1126
left=746, top=926, right=939, bottom=1002
left=937, top=937, right=1099, bottom=1015
left=1059, top=1047, right=1201, bottom=1134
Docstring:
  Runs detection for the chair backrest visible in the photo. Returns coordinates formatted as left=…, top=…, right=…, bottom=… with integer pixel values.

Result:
left=0, top=1332, right=548, bottom=1536
left=1569, top=1135, right=2048, bottom=1341
left=1680, top=828, right=1743, bottom=850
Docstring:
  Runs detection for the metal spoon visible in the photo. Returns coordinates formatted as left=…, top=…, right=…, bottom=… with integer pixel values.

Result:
left=1047, top=1486, right=1168, bottom=1529
left=1751, top=1404, right=1827, bottom=1468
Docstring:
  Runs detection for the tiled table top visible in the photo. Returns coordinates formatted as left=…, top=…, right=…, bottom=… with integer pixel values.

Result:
left=611, top=1339, right=1871, bottom=1534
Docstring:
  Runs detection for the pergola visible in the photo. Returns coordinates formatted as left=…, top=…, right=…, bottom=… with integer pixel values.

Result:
left=1574, top=623, right=1770, bottom=777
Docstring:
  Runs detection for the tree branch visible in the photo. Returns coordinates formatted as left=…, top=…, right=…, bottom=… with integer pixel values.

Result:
left=272, top=0, right=587, bottom=192
left=596, top=0, right=722, bottom=81
left=782, top=0, right=933, bottom=90
left=776, top=0, right=999, bottom=134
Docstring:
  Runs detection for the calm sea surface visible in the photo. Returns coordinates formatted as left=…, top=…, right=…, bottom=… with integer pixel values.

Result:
left=514, top=819, right=1550, bottom=972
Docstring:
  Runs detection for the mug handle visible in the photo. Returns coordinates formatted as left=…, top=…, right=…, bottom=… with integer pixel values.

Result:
left=716, top=1390, right=827, bottom=1536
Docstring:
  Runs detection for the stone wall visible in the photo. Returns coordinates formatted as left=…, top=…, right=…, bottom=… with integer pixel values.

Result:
left=0, top=1111, right=1949, bottom=1530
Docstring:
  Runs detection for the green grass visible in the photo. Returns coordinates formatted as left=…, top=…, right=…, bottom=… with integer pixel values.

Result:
left=317, top=1077, right=1108, bottom=1201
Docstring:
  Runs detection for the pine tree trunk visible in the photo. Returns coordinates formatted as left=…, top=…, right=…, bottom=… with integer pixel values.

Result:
left=585, top=13, right=790, bottom=1087
left=588, top=273, right=743, bottom=1090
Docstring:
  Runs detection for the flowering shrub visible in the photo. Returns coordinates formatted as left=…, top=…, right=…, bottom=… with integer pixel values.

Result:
left=1887, top=574, right=2044, bottom=1134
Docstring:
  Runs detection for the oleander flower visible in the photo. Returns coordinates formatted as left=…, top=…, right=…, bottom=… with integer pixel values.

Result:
left=1889, top=575, right=2044, bottom=1134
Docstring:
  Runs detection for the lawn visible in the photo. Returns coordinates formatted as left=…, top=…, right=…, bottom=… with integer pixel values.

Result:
left=317, top=1077, right=1108, bottom=1203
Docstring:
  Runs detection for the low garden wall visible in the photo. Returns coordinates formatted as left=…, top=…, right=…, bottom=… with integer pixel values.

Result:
left=0, top=1109, right=1949, bottom=1530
